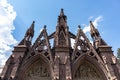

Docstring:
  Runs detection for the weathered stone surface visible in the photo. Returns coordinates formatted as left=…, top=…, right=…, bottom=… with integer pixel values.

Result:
left=0, top=9, right=120, bottom=80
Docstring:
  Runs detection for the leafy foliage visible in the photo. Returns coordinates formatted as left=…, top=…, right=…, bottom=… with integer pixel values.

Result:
left=117, top=48, right=120, bottom=62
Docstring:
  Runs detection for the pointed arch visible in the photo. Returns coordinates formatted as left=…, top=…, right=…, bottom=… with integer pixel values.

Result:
left=16, top=53, right=53, bottom=80
left=58, top=28, right=66, bottom=45
left=72, top=54, right=108, bottom=80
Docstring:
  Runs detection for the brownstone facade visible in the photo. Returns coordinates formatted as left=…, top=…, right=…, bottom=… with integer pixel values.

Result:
left=0, top=9, right=120, bottom=80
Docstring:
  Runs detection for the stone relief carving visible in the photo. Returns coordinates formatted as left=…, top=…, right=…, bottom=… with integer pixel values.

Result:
left=58, top=27, right=66, bottom=46
left=24, top=60, right=51, bottom=80
left=74, top=63, right=103, bottom=80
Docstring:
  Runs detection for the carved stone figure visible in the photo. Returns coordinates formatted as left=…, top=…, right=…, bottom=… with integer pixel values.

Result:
left=24, top=60, right=50, bottom=80
left=74, top=62, right=102, bottom=80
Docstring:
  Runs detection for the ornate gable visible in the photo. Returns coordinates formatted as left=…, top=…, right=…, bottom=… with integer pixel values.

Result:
left=0, top=9, right=120, bottom=80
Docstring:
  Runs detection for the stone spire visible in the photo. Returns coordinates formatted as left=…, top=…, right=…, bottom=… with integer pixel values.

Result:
left=19, top=21, right=35, bottom=46
left=57, top=9, right=67, bottom=26
left=60, top=8, right=64, bottom=16
left=90, top=21, right=107, bottom=48
left=55, top=9, right=70, bottom=47
left=90, top=21, right=100, bottom=41
left=24, top=21, right=35, bottom=42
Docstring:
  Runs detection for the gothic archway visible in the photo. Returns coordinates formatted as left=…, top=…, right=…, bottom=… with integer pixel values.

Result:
left=16, top=54, right=53, bottom=80
left=23, top=59, right=51, bottom=80
left=72, top=54, right=107, bottom=80
left=74, top=61, right=103, bottom=80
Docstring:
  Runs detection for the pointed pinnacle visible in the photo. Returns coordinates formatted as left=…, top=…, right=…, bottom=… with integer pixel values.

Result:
left=78, top=25, right=81, bottom=29
left=90, top=20, right=95, bottom=29
left=31, top=21, right=35, bottom=28
left=44, top=25, right=46, bottom=29
left=90, top=20, right=92, bottom=23
left=30, top=21, right=35, bottom=29
left=60, top=8, right=64, bottom=16
left=33, top=21, right=35, bottom=24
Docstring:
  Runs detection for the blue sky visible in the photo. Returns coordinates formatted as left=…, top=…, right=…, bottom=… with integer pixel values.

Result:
left=0, top=0, right=120, bottom=67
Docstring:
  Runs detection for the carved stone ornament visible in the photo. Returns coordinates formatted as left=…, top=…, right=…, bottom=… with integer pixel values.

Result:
left=24, top=60, right=51, bottom=80
left=74, top=62, right=103, bottom=80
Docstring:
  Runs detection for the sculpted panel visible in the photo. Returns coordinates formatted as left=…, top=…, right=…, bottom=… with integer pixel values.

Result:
left=24, top=60, right=51, bottom=80
left=74, top=62, right=103, bottom=80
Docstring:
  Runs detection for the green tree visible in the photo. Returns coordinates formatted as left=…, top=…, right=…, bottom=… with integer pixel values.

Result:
left=117, top=48, right=120, bottom=62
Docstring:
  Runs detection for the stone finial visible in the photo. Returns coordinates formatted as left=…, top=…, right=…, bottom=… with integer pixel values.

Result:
left=78, top=25, right=81, bottom=29
left=60, top=8, right=64, bottom=16
left=44, top=25, right=47, bottom=29
left=33, top=21, right=35, bottom=24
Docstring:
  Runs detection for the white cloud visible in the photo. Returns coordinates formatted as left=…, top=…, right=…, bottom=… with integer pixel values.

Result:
left=82, top=16, right=103, bottom=44
left=39, top=28, right=44, bottom=33
left=82, top=23, right=90, bottom=33
left=93, top=16, right=103, bottom=28
left=0, top=54, right=7, bottom=66
left=0, top=66, right=3, bottom=75
left=71, top=38, right=75, bottom=48
left=0, top=0, right=17, bottom=68
left=88, top=16, right=94, bottom=20
left=83, top=16, right=103, bottom=33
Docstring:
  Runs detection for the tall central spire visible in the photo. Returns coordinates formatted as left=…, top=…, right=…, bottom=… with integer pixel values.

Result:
left=60, top=8, right=64, bottom=16
left=55, top=9, right=70, bottom=47
left=57, top=9, right=67, bottom=26
left=54, top=9, right=71, bottom=80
